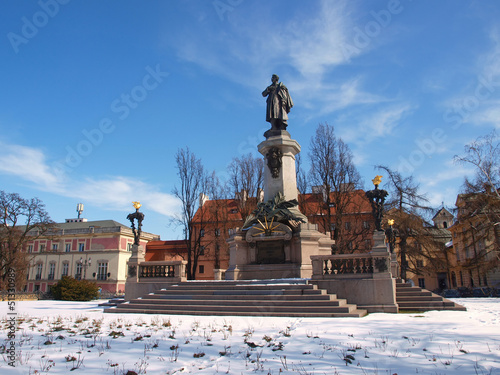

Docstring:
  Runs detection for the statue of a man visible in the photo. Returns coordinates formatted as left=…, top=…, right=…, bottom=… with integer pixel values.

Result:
left=262, top=74, right=293, bottom=131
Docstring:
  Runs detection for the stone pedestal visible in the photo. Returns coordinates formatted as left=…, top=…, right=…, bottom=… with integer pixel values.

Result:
left=258, top=131, right=301, bottom=202
left=124, top=244, right=145, bottom=300
left=225, top=222, right=333, bottom=280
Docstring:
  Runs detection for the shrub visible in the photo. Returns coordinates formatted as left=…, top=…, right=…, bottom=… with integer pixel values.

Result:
left=51, top=276, right=99, bottom=301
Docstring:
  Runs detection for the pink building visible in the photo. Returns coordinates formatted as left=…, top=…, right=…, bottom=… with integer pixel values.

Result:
left=26, top=218, right=159, bottom=295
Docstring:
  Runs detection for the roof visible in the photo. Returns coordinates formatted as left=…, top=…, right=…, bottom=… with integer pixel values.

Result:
left=432, top=207, right=453, bottom=221
left=193, top=190, right=373, bottom=224
left=54, top=219, right=128, bottom=230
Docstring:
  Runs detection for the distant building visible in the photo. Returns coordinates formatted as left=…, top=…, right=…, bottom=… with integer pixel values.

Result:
left=400, top=207, right=455, bottom=291
left=25, top=218, right=159, bottom=294
left=448, top=193, right=500, bottom=289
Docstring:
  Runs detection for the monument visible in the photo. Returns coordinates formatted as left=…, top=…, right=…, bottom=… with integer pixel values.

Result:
left=225, top=75, right=335, bottom=280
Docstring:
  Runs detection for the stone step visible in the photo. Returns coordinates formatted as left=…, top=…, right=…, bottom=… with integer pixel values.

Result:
left=147, top=293, right=336, bottom=301
left=105, top=307, right=367, bottom=318
left=130, top=298, right=348, bottom=307
left=108, top=302, right=362, bottom=315
left=397, top=290, right=433, bottom=297
left=162, top=283, right=318, bottom=291
left=396, top=295, right=444, bottom=302
left=154, top=288, right=325, bottom=296
left=395, top=283, right=466, bottom=312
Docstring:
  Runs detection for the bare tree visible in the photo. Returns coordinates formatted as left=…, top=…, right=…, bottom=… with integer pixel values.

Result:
left=172, top=148, right=207, bottom=280
left=0, top=191, right=54, bottom=290
left=454, top=130, right=500, bottom=200
left=377, top=166, right=448, bottom=281
left=227, top=153, right=264, bottom=220
left=308, top=123, right=368, bottom=253
left=453, top=131, right=500, bottom=279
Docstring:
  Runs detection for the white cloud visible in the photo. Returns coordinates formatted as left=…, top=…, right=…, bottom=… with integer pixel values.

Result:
left=166, top=0, right=383, bottom=115
left=340, top=103, right=413, bottom=145
left=0, top=142, right=181, bottom=218
left=0, top=143, right=64, bottom=192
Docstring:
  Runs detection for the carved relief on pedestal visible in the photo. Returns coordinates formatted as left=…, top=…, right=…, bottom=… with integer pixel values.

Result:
left=266, top=147, right=283, bottom=178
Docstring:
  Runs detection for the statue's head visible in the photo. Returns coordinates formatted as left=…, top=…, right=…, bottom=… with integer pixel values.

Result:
left=271, top=74, right=279, bottom=83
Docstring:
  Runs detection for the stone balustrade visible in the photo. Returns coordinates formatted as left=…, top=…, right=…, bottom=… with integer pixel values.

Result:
left=311, top=252, right=390, bottom=279
left=138, top=261, right=186, bottom=281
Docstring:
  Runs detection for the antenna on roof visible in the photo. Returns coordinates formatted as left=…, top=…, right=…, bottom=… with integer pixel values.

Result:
left=76, top=203, right=84, bottom=219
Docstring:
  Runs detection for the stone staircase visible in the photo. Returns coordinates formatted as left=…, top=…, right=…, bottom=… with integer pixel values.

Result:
left=105, top=280, right=367, bottom=317
left=396, top=281, right=466, bottom=312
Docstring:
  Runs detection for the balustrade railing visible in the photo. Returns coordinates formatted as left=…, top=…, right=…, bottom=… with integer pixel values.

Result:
left=140, top=264, right=175, bottom=278
left=311, top=253, right=390, bottom=279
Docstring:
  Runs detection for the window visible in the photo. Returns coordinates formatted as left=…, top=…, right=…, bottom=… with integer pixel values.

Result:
left=345, top=222, right=351, bottom=231
left=52, top=244, right=58, bottom=252
left=200, top=229, right=205, bottom=237
left=27, top=245, right=33, bottom=253
left=65, top=243, right=71, bottom=252
left=465, top=245, right=470, bottom=259
left=97, top=262, right=108, bottom=280
left=416, top=259, right=424, bottom=268
left=330, top=223, right=336, bottom=232
left=127, top=243, right=133, bottom=251
left=363, top=221, right=370, bottom=229
left=215, top=228, right=221, bottom=237
left=478, top=239, right=486, bottom=253
left=75, top=263, right=82, bottom=280
left=418, top=278, right=425, bottom=288
left=34, top=284, right=40, bottom=292
left=39, top=244, right=46, bottom=252
left=365, top=239, right=372, bottom=249
left=36, top=263, right=43, bottom=280
left=199, top=265, right=205, bottom=274
left=200, top=246, right=205, bottom=256
left=48, top=263, right=55, bottom=280
left=62, top=263, right=69, bottom=277
left=78, top=243, right=85, bottom=252
left=455, top=246, right=461, bottom=261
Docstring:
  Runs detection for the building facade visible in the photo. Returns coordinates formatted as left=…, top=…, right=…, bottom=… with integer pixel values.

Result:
left=26, top=218, right=159, bottom=294
left=448, top=193, right=500, bottom=290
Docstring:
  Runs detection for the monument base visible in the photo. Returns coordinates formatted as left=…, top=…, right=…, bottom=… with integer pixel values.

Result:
left=226, top=222, right=333, bottom=281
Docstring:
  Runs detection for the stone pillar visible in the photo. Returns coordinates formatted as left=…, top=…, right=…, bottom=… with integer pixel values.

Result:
left=124, top=244, right=145, bottom=299
left=258, top=131, right=301, bottom=202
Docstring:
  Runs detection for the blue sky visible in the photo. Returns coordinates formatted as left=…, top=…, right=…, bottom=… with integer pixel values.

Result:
left=1, top=0, right=499, bottom=239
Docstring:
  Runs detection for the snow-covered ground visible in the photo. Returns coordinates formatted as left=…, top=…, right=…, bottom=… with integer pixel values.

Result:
left=1, top=298, right=499, bottom=374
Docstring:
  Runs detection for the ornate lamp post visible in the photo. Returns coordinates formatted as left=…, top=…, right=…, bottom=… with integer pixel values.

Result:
left=365, top=175, right=388, bottom=231
left=385, top=219, right=396, bottom=253
left=126, top=201, right=145, bottom=279
left=127, top=201, right=144, bottom=246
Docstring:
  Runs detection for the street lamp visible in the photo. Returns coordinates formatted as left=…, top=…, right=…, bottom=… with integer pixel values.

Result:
left=79, top=257, right=91, bottom=279
left=385, top=219, right=397, bottom=253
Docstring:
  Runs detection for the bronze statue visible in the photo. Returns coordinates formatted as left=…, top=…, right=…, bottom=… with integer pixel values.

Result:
left=262, top=74, right=293, bottom=131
